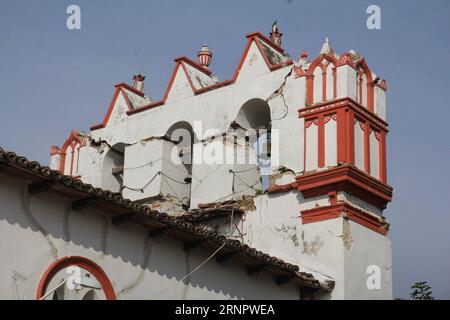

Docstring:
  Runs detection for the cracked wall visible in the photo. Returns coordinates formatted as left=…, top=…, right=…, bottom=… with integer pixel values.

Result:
left=0, top=173, right=303, bottom=300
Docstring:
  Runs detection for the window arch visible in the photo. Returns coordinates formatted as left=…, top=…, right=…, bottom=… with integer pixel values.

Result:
left=36, top=256, right=115, bottom=300
left=356, top=59, right=374, bottom=111
left=306, top=54, right=337, bottom=105
left=234, top=98, right=271, bottom=190
left=101, top=143, right=125, bottom=193
left=59, top=130, right=86, bottom=176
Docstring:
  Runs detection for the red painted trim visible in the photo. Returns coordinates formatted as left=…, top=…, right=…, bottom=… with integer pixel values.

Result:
left=335, top=52, right=356, bottom=69
left=301, top=202, right=389, bottom=236
left=59, top=131, right=86, bottom=175
left=163, top=61, right=182, bottom=102
left=299, top=97, right=388, bottom=131
left=345, top=109, right=355, bottom=164
left=126, top=100, right=165, bottom=115
left=119, top=88, right=134, bottom=112
left=367, top=83, right=374, bottom=112
left=295, top=164, right=393, bottom=209
left=379, top=131, right=387, bottom=183
left=302, top=54, right=337, bottom=104
left=328, top=191, right=338, bottom=205
left=181, top=62, right=198, bottom=93
left=125, top=32, right=292, bottom=117
left=336, top=108, right=346, bottom=163
left=245, top=32, right=286, bottom=54
left=364, top=121, right=371, bottom=174
left=357, top=59, right=374, bottom=109
left=90, top=123, right=105, bottom=130
left=306, top=74, right=314, bottom=106
left=377, top=79, right=387, bottom=91
left=253, top=37, right=293, bottom=72
left=36, top=256, right=116, bottom=300
left=90, top=88, right=121, bottom=131
left=194, top=79, right=234, bottom=95
left=114, top=82, right=145, bottom=97
left=174, top=56, right=213, bottom=76
left=267, top=182, right=297, bottom=194
left=307, top=54, right=337, bottom=75
left=50, top=146, right=61, bottom=156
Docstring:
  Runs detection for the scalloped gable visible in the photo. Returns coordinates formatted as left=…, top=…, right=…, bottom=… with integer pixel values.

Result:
left=90, top=86, right=134, bottom=130
left=122, top=86, right=150, bottom=109
left=234, top=33, right=290, bottom=82
left=235, top=40, right=270, bottom=81
left=164, top=57, right=215, bottom=103
left=164, top=62, right=195, bottom=103
left=93, top=31, right=293, bottom=123
left=183, top=62, right=215, bottom=90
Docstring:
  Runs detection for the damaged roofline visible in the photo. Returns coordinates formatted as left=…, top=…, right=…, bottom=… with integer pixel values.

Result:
left=0, top=147, right=334, bottom=293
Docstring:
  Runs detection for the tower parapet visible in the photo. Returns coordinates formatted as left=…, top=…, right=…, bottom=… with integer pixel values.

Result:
left=50, top=24, right=393, bottom=299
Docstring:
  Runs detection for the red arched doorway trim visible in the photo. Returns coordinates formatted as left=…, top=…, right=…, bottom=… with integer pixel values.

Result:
left=36, top=256, right=116, bottom=300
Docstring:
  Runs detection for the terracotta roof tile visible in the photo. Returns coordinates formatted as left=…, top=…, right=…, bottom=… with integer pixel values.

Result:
left=0, top=146, right=334, bottom=293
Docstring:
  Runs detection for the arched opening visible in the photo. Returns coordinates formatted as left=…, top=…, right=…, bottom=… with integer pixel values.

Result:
left=166, top=121, right=195, bottom=173
left=101, top=143, right=125, bottom=193
left=36, top=256, right=115, bottom=300
left=164, top=121, right=195, bottom=208
left=235, top=98, right=271, bottom=130
left=234, top=99, right=272, bottom=191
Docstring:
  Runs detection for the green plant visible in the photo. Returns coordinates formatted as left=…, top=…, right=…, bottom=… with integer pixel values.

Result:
left=410, top=281, right=434, bottom=300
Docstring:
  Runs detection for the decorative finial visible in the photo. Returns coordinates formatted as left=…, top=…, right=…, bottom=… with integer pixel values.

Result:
left=320, top=36, right=334, bottom=55
left=132, top=73, right=145, bottom=92
left=198, top=44, right=212, bottom=69
left=300, top=50, right=308, bottom=60
left=269, top=20, right=282, bottom=46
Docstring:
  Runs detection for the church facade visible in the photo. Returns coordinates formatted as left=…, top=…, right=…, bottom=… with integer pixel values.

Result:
left=0, top=24, right=393, bottom=299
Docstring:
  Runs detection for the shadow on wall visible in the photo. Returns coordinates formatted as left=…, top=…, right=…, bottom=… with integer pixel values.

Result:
left=0, top=174, right=299, bottom=299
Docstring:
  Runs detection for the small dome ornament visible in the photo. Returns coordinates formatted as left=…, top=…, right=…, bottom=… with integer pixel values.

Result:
left=269, top=20, right=282, bottom=47
left=198, top=44, right=212, bottom=69
left=132, top=73, right=145, bottom=92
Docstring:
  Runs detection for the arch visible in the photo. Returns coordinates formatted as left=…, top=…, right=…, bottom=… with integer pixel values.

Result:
left=306, top=54, right=337, bottom=105
left=36, top=256, right=116, bottom=300
left=165, top=121, right=195, bottom=171
left=235, top=98, right=271, bottom=130
left=59, top=130, right=86, bottom=175
left=356, top=59, right=374, bottom=111
left=101, top=142, right=125, bottom=192
left=234, top=99, right=272, bottom=190
left=166, top=121, right=195, bottom=147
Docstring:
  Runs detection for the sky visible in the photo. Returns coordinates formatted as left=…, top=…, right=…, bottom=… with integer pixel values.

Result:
left=0, top=0, right=449, bottom=299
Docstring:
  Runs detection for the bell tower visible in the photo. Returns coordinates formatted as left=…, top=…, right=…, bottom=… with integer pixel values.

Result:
left=293, top=38, right=393, bottom=299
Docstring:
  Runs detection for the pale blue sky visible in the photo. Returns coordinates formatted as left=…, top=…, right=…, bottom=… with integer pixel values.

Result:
left=0, top=0, right=449, bottom=299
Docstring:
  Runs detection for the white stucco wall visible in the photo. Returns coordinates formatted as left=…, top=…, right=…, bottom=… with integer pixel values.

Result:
left=47, top=36, right=392, bottom=300
left=336, top=65, right=357, bottom=101
left=305, top=123, right=318, bottom=171
left=0, top=174, right=302, bottom=300
left=374, top=86, right=387, bottom=121
left=325, top=118, right=337, bottom=167
left=343, top=220, right=392, bottom=299
left=370, top=131, right=380, bottom=180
